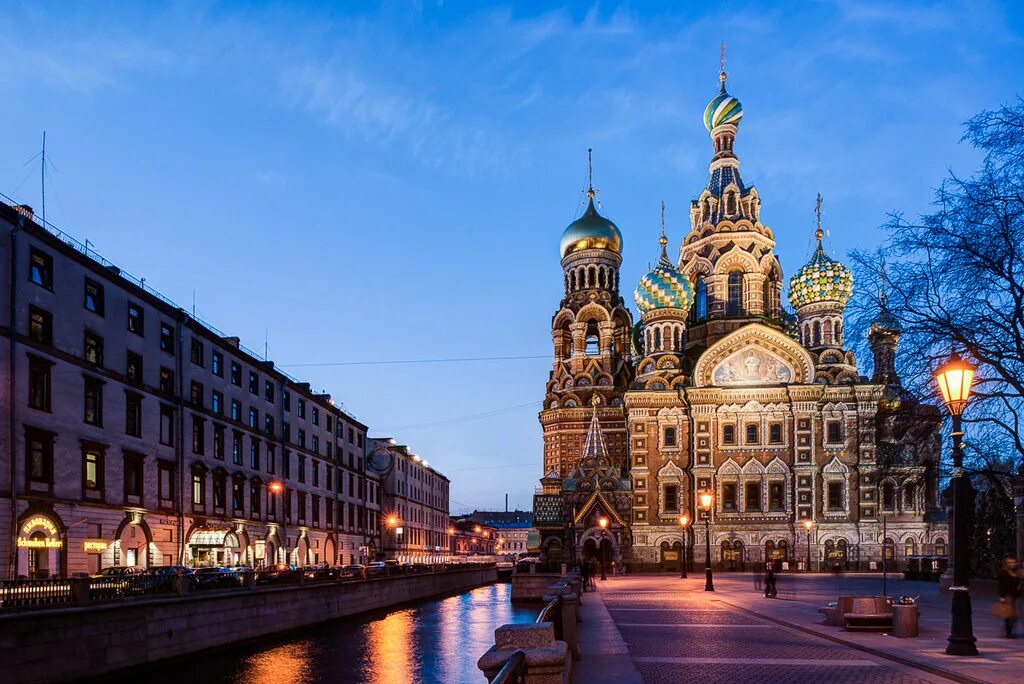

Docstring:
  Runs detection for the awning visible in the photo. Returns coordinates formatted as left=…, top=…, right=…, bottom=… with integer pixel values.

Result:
left=189, top=530, right=240, bottom=548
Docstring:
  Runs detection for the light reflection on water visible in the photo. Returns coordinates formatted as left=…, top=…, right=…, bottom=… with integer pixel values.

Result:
left=101, top=582, right=535, bottom=684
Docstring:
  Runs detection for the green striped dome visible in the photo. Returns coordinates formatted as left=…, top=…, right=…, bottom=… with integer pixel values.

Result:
left=703, top=88, right=743, bottom=131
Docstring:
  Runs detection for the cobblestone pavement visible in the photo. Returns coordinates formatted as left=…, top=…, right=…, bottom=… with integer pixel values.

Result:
left=592, top=576, right=954, bottom=684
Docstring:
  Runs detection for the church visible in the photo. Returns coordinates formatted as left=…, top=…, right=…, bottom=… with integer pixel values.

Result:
left=532, top=61, right=947, bottom=573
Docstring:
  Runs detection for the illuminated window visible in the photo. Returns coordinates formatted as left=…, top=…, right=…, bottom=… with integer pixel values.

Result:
left=727, top=271, right=743, bottom=316
left=723, top=483, right=737, bottom=510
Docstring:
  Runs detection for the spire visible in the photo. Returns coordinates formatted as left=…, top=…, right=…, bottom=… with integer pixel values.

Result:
left=580, top=396, right=609, bottom=468
left=719, top=40, right=727, bottom=92
left=659, top=200, right=669, bottom=263
left=815, top=192, right=824, bottom=242
left=586, top=147, right=595, bottom=200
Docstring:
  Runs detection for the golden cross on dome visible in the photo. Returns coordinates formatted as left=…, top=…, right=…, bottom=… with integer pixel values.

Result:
left=815, top=192, right=824, bottom=241
left=879, top=260, right=888, bottom=306
left=587, top=147, right=594, bottom=199
left=659, top=201, right=668, bottom=258
left=720, top=40, right=727, bottom=86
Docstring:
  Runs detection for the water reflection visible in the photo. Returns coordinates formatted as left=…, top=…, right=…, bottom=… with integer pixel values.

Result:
left=98, top=583, right=535, bottom=684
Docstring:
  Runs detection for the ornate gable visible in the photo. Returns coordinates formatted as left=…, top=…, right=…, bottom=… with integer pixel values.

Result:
left=693, top=323, right=816, bottom=387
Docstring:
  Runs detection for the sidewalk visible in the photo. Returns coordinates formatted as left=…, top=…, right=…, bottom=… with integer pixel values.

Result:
left=714, top=574, right=1022, bottom=684
left=572, top=585, right=642, bottom=684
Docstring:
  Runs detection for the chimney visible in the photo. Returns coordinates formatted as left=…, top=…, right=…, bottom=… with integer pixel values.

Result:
left=13, top=205, right=34, bottom=222
left=223, top=336, right=241, bottom=349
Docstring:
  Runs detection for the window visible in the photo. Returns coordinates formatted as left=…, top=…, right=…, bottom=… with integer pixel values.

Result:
left=193, top=474, right=205, bottom=507
left=250, top=483, right=261, bottom=515
left=663, top=484, right=679, bottom=512
left=326, top=442, right=332, bottom=458
left=125, top=392, right=142, bottom=437
left=348, top=427, right=354, bottom=443
left=267, top=445, right=276, bottom=474
left=723, top=483, right=737, bottom=511
left=160, top=323, right=175, bottom=354
left=312, top=462, right=319, bottom=487
left=250, top=440, right=260, bottom=470
left=128, top=303, right=144, bottom=335
left=230, top=362, right=241, bottom=386
left=283, top=450, right=291, bottom=479
left=312, top=495, right=320, bottom=525
left=326, top=415, right=333, bottom=433
left=265, top=380, right=274, bottom=403
left=298, top=429, right=306, bottom=449
left=84, top=376, right=104, bottom=426
left=84, top=449, right=103, bottom=491
left=746, top=424, right=758, bottom=444
left=28, top=356, right=52, bottom=411
left=124, top=454, right=143, bottom=498
left=283, top=423, right=291, bottom=441
left=727, top=271, right=743, bottom=316
left=25, top=428, right=54, bottom=485
left=230, top=400, right=241, bottom=422
left=722, top=424, right=736, bottom=445
left=691, top=277, right=707, bottom=322
left=745, top=482, right=761, bottom=511
left=190, top=380, right=203, bottom=407
left=84, top=331, right=104, bottom=367
left=212, top=390, right=223, bottom=415
left=882, top=481, right=896, bottom=510
left=826, top=421, right=843, bottom=444
left=312, top=407, right=319, bottom=426
left=29, top=306, right=52, bottom=345
left=190, top=338, right=204, bottom=366
left=297, top=399, right=306, bottom=419
left=213, top=424, right=225, bottom=460
left=232, top=479, right=244, bottom=512
left=159, top=367, right=174, bottom=395
left=158, top=461, right=175, bottom=507
left=213, top=475, right=226, bottom=509
left=212, top=350, right=223, bottom=377
left=160, top=405, right=175, bottom=446
left=828, top=481, right=844, bottom=510
left=311, top=435, right=319, bottom=454
left=265, top=415, right=274, bottom=435
left=298, top=455, right=306, bottom=483
left=769, top=423, right=782, bottom=444
left=192, top=416, right=205, bottom=454
left=249, top=371, right=258, bottom=395
left=664, top=427, right=677, bottom=447
left=283, top=391, right=290, bottom=411
left=126, top=351, right=143, bottom=384
left=297, top=492, right=306, bottom=523
left=232, top=432, right=243, bottom=465
left=585, top=335, right=599, bottom=356
left=84, top=278, right=104, bottom=315
left=29, top=248, right=53, bottom=288
left=248, top=407, right=258, bottom=429
left=769, top=482, right=784, bottom=510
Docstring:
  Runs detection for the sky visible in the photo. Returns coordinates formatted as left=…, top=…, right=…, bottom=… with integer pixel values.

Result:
left=0, top=1, right=1020, bottom=514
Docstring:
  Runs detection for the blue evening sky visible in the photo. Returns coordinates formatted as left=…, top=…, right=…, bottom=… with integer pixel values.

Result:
left=1, top=1, right=1020, bottom=513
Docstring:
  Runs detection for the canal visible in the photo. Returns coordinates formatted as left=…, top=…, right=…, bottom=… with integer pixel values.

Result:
left=100, top=581, right=534, bottom=684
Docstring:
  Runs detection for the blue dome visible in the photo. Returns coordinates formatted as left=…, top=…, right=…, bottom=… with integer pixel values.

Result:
left=560, top=197, right=623, bottom=258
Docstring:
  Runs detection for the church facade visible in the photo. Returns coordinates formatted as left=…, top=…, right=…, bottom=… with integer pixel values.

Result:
left=533, top=64, right=946, bottom=572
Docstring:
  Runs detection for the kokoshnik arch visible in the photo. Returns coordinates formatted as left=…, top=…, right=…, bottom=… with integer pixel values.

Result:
left=533, top=57, right=946, bottom=573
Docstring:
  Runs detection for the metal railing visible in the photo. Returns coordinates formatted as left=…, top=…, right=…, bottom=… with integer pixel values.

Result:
left=89, top=574, right=178, bottom=601
left=489, top=650, right=526, bottom=684
left=0, top=578, right=72, bottom=608
left=536, top=594, right=564, bottom=642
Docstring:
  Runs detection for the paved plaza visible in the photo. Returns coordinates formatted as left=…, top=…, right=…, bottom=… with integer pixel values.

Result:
left=574, top=574, right=1023, bottom=684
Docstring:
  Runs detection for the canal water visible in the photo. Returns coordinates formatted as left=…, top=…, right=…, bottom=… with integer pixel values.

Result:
left=102, top=582, right=535, bottom=684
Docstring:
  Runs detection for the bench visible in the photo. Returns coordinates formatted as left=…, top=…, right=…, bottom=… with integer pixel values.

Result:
left=843, top=596, right=893, bottom=631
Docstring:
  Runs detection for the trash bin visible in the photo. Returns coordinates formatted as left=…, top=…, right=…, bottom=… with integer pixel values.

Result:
left=892, top=603, right=919, bottom=638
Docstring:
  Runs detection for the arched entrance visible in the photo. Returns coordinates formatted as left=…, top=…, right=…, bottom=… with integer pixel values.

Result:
left=765, top=540, right=788, bottom=571
left=324, top=537, right=336, bottom=566
left=720, top=539, right=744, bottom=571
left=187, top=526, right=240, bottom=567
left=660, top=541, right=683, bottom=572
left=293, top=534, right=310, bottom=566
left=16, top=510, right=65, bottom=578
left=825, top=539, right=851, bottom=571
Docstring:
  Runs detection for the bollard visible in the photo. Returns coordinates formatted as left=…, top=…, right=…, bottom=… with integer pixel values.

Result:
left=243, top=570, right=256, bottom=589
left=173, top=575, right=191, bottom=596
left=559, top=591, right=581, bottom=659
left=70, top=577, right=91, bottom=606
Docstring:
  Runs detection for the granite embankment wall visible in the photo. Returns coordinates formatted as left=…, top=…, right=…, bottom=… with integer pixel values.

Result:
left=1, top=566, right=496, bottom=684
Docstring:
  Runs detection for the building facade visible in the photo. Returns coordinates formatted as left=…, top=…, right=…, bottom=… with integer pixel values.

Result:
left=0, top=203, right=380, bottom=577
left=369, top=438, right=451, bottom=563
left=465, top=510, right=536, bottom=560
left=449, top=517, right=497, bottom=561
left=534, top=64, right=946, bottom=572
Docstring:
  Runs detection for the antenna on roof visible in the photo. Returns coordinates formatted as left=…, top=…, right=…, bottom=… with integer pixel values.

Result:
left=41, top=131, right=46, bottom=227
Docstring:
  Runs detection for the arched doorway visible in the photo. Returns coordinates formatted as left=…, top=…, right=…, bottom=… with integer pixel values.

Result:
left=825, top=539, right=850, bottom=571
left=765, top=540, right=788, bottom=571
left=324, top=537, right=336, bottom=566
left=16, top=511, right=65, bottom=578
left=721, top=540, right=744, bottom=571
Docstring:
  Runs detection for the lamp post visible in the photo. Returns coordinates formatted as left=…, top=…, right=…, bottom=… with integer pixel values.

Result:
left=699, top=490, right=714, bottom=591
left=803, top=519, right=814, bottom=573
left=386, top=515, right=400, bottom=562
left=934, top=353, right=979, bottom=657
left=267, top=481, right=285, bottom=565
left=447, top=526, right=455, bottom=563
left=678, top=514, right=690, bottom=579
left=598, top=517, right=609, bottom=580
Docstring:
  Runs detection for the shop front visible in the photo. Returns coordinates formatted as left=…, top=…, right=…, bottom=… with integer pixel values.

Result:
left=16, top=512, right=65, bottom=578
left=188, top=527, right=241, bottom=567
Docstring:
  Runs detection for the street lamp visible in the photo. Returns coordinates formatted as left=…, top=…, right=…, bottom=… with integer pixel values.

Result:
left=678, top=514, right=690, bottom=579
left=803, top=519, right=814, bottom=573
left=447, top=527, right=455, bottom=563
left=699, top=490, right=715, bottom=592
left=934, top=353, right=979, bottom=656
left=267, top=481, right=285, bottom=564
left=386, top=515, right=401, bottom=562
left=598, top=516, right=609, bottom=581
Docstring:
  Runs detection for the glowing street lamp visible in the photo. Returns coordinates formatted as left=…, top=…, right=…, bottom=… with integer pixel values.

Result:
left=699, top=490, right=715, bottom=592
left=678, top=514, right=690, bottom=579
left=934, top=353, right=979, bottom=656
left=267, top=482, right=285, bottom=563
left=598, top=516, right=609, bottom=580
left=803, top=519, right=814, bottom=573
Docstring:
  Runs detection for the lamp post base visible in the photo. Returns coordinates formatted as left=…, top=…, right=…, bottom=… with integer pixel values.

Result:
left=704, top=568, right=715, bottom=592
left=946, top=590, right=979, bottom=656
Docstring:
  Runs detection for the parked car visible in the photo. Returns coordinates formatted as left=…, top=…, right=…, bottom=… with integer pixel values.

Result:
left=302, top=564, right=333, bottom=581
left=257, top=563, right=300, bottom=584
left=194, top=567, right=244, bottom=590
left=89, top=566, right=144, bottom=579
left=339, top=564, right=366, bottom=579
left=366, top=562, right=388, bottom=577
left=141, top=565, right=195, bottom=591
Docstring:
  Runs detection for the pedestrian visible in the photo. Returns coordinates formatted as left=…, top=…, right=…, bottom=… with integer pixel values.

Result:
left=580, top=558, right=591, bottom=592
left=994, top=557, right=1020, bottom=638
left=589, top=558, right=598, bottom=590
left=753, top=566, right=763, bottom=593
left=764, top=565, right=777, bottom=598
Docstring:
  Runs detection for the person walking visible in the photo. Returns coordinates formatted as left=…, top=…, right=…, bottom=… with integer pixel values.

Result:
left=995, top=557, right=1020, bottom=638
left=764, top=565, right=777, bottom=598
left=753, top=566, right=763, bottom=594
left=580, top=558, right=591, bottom=593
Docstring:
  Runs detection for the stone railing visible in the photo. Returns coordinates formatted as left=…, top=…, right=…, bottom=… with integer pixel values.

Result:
left=479, top=573, right=582, bottom=683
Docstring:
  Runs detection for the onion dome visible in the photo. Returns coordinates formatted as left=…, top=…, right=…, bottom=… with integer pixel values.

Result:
left=560, top=194, right=623, bottom=258
left=703, top=69, right=743, bottom=131
left=870, top=292, right=902, bottom=334
left=788, top=228, right=854, bottom=309
left=634, top=232, right=693, bottom=315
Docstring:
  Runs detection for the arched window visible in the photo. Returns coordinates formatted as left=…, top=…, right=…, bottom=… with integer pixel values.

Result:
left=882, top=481, right=895, bottom=511
left=803, top=323, right=810, bottom=346
left=812, top=321, right=821, bottom=347
left=599, top=268, right=607, bottom=289
left=664, top=427, right=676, bottom=447
left=585, top=336, right=599, bottom=356
left=835, top=321, right=843, bottom=345
left=692, top=277, right=708, bottom=323
left=727, top=271, right=743, bottom=316
left=903, top=483, right=916, bottom=511
left=823, top=320, right=833, bottom=345
left=654, top=328, right=662, bottom=351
